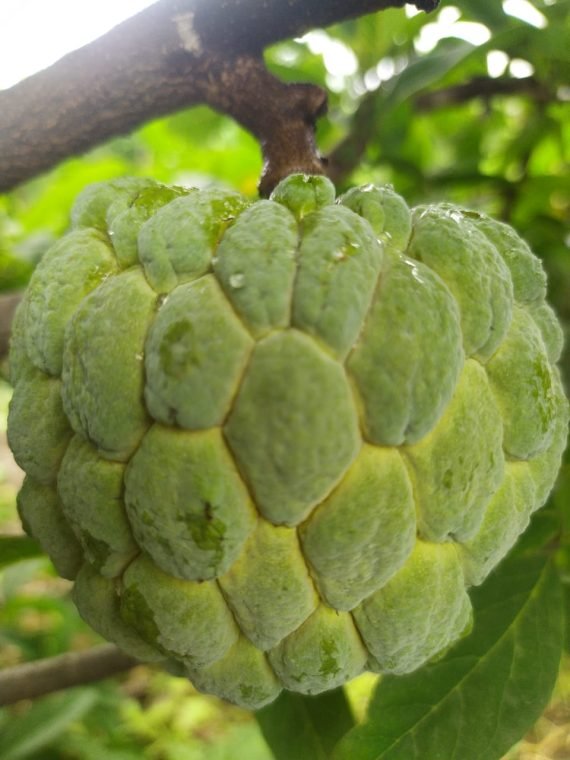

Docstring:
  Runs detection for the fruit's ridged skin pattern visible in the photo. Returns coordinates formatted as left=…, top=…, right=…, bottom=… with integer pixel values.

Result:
left=8, top=174, right=569, bottom=711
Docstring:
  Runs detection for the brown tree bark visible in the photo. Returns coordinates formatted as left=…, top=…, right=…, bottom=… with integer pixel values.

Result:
left=0, top=0, right=438, bottom=195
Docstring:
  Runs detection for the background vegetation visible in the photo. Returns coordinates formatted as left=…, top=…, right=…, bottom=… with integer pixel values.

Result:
left=0, top=1, right=568, bottom=757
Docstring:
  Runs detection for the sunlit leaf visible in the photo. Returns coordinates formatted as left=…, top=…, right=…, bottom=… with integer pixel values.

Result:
left=383, top=41, right=476, bottom=109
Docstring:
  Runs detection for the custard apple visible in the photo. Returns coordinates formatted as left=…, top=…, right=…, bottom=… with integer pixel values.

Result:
left=7, top=174, right=569, bottom=710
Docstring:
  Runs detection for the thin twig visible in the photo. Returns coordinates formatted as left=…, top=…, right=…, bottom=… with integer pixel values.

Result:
left=329, top=75, right=554, bottom=187
left=415, top=75, right=550, bottom=110
left=0, top=644, right=138, bottom=706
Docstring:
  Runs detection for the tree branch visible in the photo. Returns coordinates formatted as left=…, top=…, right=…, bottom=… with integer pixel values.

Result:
left=415, top=75, right=550, bottom=110
left=0, top=644, right=138, bottom=706
left=328, top=75, right=554, bottom=187
left=0, top=0, right=438, bottom=195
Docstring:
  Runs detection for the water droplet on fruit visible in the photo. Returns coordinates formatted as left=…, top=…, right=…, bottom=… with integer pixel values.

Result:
left=447, top=209, right=464, bottom=224
left=403, top=258, right=424, bottom=284
left=229, top=273, right=245, bottom=289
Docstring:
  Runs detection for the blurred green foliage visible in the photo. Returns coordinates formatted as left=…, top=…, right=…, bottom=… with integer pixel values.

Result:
left=0, top=1, right=569, bottom=757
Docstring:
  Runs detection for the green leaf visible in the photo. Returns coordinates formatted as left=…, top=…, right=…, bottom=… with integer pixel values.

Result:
left=0, top=536, right=44, bottom=570
left=511, top=508, right=560, bottom=557
left=256, top=687, right=355, bottom=760
left=0, top=689, right=98, bottom=760
left=564, top=583, right=570, bottom=653
left=383, top=41, right=476, bottom=110
left=0, top=252, right=33, bottom=293
left=457, top=0, right=509, bottom=29
left=330, top=8, right=428, bottom=69
left=333, top=554, right=563, bottom=760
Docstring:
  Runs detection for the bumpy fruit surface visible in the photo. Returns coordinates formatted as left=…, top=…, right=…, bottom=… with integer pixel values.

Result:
left=8, top=174, right=568, bottom=710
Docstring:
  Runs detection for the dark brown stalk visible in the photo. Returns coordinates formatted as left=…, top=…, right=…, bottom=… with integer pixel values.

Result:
left=0, top=0, right=438, bottom=194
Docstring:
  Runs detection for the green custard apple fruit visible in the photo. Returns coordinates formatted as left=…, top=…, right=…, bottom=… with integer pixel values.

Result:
left=7, top=174, right=569, bottom=710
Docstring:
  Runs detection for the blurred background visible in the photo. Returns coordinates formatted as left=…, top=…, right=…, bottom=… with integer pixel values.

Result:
left=0, top=0, right=568, bottom=757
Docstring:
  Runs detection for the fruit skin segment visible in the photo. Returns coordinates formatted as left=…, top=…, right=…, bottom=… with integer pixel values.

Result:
left=7, top=173, right=569, bottom=710
left=224, top=328, right=361, bottom=526
left=347, top=247, right=463, bottom=446
left=352, top=540, right=473, bottom=675
left=299, top=444, right=416, bottom=611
